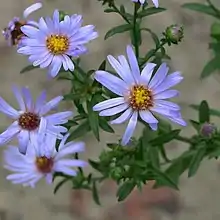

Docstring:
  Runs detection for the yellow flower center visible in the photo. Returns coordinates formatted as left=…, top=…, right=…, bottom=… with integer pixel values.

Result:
left=46, top=35, right=69, bottom=55
left=35, top=156, right=54, bottom=173
left=18, top=112, right=40, bottom=131
left=128, top=85, right=153, bottom=110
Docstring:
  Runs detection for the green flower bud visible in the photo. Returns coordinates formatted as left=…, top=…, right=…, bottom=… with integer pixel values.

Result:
left=164, top=24, right=184, bottom=45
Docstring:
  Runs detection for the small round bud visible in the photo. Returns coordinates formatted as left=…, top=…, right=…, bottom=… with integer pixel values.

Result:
left=164, top=24, right=184, bottom=45
left=200, top=122, right=216, bottom=137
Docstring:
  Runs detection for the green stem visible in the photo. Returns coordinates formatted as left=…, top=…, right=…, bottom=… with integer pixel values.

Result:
left=175, top=135, right=193, bottom=144
left=140, top=41, right=166, bottom=67
left=111, top=4, right=131, bottom=24
left=207, top=0, right=220, bottom=18
left=133, top=3, right=139, bottom=58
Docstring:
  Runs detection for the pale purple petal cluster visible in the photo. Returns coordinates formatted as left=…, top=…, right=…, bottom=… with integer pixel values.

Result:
left=93, top=45, right=186, bottom=145
left=2, top=3, right=42, bottom=46
left=0, top=86, right=73, bottom=154
left=132, top=0, right=159, bottom=7
left=4, top=133, right=87, bottom=187
left=17, top=10, right=98, bottom=78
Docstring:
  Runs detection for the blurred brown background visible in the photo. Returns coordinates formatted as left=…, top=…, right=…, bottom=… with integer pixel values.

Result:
left=0, top=0, right=220, bottom=219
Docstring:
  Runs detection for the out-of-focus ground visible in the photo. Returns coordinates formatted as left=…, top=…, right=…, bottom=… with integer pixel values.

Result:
left=0, top=0, right=220, bottom=219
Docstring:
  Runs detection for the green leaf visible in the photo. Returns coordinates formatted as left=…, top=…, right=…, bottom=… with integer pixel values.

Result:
left=190, top=104, right=220, bottom=117
left=120, top=5, right=126, bottom=14
left=141, top=28, right=160, bottom=47
left=104, top=24, right=132, bottom=40
left=188, top=146, right=206, bottom=177
left=148, top=146, right=160, bottom=168
left=189, top=120, right=200, bottom=132
left=117, top=180, right=136, bottom=202
left=150, top=129, right=181, bottom=146
left=92, top=181, right=101, bottom=205
left=201, top=56, right=220, bottom=79
left=54, top=178, right=69, bottom=194
left=151, top=166, right=178, bottom=190
left=63, top=92, right=83, bottom=101
left=98, top=60, right=106, bottom=70
left=88, top=159, right=103, bottom=172
left=199, top=100, right=210, bottom=123
left=211, top=22, right=220, bottom=40
left=137, top=7, right=166, bottom=18
left=87, top=96, right=100, bottom=141
left=99, top=117, right=114, bottom=133
left=68, top=120, right=91, bottom=141
left=104, top=8, right=117, bottom=13
left=165, top=151, right=194, bottom=184
left=182, top=3, right=220, bottom=19
left=20, top=65, right=39, bottom=74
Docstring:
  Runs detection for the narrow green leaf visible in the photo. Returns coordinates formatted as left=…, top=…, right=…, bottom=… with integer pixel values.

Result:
left=190, top=104, right=220, bottom=117
left=137, top=7, right=166, bottom=18
left=98, top=60, right=106, bottom=70
left=201, top=57, right=220, bottom=79
left=87, top=97, right=100, bottom=141
left=99, top=117, right=114, bottom=133
left=211, top=22, right=220, bottom=40
left=20, top=65, right=39, bottom=74
left=165, top=151, right=194, bottom=184
left=63, top=93, right=83, bottom=101
left=54, top=178, right=69, bottom=194
left=188, top=146, right=206, bottom=177
left=104, top=8, right=117, bottom=13
left=151, top=166, right=178, bottom=190
left=141, top=28, right=160, bottom=46
left=199, top=100, right=210, bottom=123
left=150, top=129, right=181, bottom=146
left=189, top=120, right=201, bottom=132
left=67, top=120, right=90, bottom=141
left=88, top=159, right=103, bottom=172
left=92, top=181, right=101, bottom=205
left=182, top=3, right=220, bottom=18
left=148, top=146, right=160, bottom=168
left=104, top=24, right=132, bottom=40
left=117, top=181, right=136, bottom=202
left=120, top=5, right=126, bottom=14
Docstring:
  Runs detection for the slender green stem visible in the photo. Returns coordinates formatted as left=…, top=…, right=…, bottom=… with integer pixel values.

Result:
left=175, top=135, right=193, bottom=144
left=140, top=41, right=167, bottom=67
left=133, top=3, right=139, bottom=58
left=207, top=0, right=220, bottom=18
left=111, top=4, right=131, bottom=24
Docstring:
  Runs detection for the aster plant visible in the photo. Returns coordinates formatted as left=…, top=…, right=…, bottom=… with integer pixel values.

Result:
left=1, top=0, right=220, bottom=206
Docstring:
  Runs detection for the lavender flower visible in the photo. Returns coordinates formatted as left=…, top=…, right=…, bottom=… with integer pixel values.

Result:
left=17, top=10, right=98, bottom=78
left=0, top=86, right=73, bottom=154
left=93, top=45, right=186, bottom=145
left=132, top=0, right=159, bottom=8
left=3, top=133, right=87, bottom=187
left=2, top=3, right=42, bottom=46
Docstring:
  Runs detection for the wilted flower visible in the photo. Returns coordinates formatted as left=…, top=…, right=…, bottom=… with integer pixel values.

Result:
left=3, top=133, right=87, bottom=187
left=0, top=86, right=73, bottom=154
left=18, top=10, right=98, bottom=78
left=2, top=3, right=42, bottom=46
left=93, top=45, right=186, bottom=145
left=132, top=0, right=159, bottom=8
left=200, top=122, right=216, bottom=137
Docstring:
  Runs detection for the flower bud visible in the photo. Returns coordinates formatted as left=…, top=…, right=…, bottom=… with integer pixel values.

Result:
left=200, top=122, right=216, bottom=137
left=164, top=24, right=184, bottom=45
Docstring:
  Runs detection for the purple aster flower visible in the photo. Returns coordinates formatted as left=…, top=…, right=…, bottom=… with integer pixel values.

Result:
left=17, top=10, right=98, bottom=78
left=0, top=86, right=73, bottom=154
left=3, top=133, right=87, bottom=187
left=132, top=0, right=159, bottom=8
left=2, top=3, right=42, bottom=46
left=93, top=45, right=186, bottom=146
